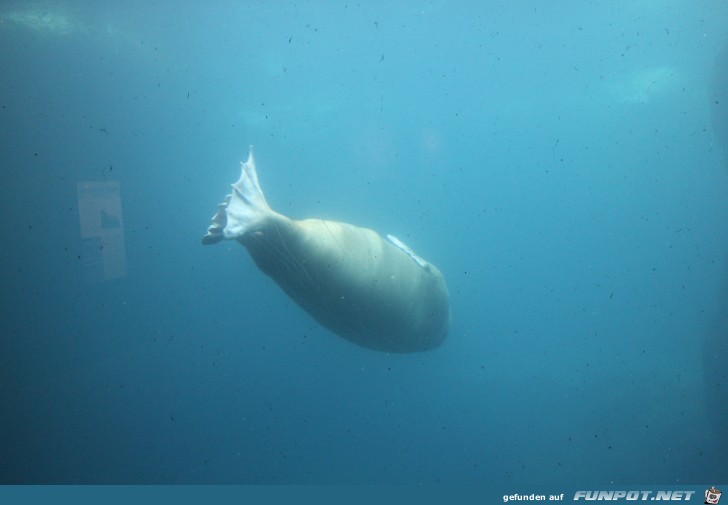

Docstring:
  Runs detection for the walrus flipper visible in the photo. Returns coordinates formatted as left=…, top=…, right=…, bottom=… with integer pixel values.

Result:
left=201, top=196, right=231, bottom=244
left=202, top=146, right=273, bottom=245
left=386, top=234, right=431, bottom=272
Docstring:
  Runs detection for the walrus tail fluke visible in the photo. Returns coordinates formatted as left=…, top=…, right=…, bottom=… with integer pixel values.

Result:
left=202, top=146, right=273, bottom=245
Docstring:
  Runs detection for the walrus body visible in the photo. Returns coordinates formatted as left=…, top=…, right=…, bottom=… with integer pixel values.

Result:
left=202, top=147, right=450, bottom=352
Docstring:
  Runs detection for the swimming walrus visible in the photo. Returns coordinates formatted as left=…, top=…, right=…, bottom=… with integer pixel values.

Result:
left=202, top=146, right=450, bottom=352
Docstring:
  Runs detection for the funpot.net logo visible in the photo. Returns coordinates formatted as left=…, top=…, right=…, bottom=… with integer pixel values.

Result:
left=573, top=490, right=696, bottom=501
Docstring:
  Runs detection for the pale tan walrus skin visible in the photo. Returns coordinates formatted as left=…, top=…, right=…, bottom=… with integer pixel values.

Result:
left=202, top=147, right=450, bottom=352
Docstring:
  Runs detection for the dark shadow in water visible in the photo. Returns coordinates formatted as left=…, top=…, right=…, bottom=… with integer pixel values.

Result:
left=710, top=41, right=728, bottom=172
left=704, top=41, right=728, bottom=453
left=703, top=255, right=728, bottom=449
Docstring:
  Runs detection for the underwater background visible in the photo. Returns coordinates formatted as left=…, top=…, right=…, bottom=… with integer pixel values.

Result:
left=1, top=0, right=727, bottom=485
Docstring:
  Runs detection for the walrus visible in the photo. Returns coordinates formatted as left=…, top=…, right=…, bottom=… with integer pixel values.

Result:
left=202, top=146, right=450, bottom=352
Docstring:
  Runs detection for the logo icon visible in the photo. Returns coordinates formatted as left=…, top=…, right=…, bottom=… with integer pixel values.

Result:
left=706, top=487, right=722, bottom=505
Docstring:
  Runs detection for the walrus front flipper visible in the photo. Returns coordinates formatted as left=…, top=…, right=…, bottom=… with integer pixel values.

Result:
left=386, top=234, right=431, bottom=272
left=202, top=145, right=273, bottom=245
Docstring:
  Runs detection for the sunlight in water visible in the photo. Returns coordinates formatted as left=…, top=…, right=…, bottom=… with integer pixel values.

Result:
left=0, top=5, right=76, bottom=35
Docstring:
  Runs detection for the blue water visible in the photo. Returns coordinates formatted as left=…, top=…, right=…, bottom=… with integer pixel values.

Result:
left=1, top=0, right=727, bottom=485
